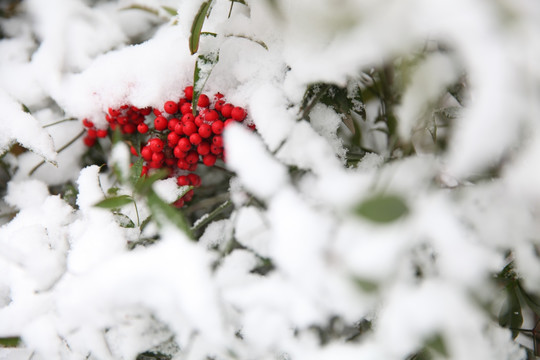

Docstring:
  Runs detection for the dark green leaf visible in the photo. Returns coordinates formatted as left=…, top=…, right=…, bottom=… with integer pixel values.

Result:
left=499, top=284, right=523, bottom=339
left=0, top=337, right=20, bottom=347
left=516, top=282, right=540, bottom=317
left=21, top=104, right=31, bottom=114
left=189, top=1, right=212, bottom=55
left=147, top=191, right=192, bottom=239
left=425, top=334, right=448, bottom=357
left=192, top=52, right=219, bottom=116
left=161, top=6, right=178, bottom=16
left=355, top=194, right=409, bottom=223
left=94, top=195, right=133, bottom=209
left=107, top=187, right=119, bottom=196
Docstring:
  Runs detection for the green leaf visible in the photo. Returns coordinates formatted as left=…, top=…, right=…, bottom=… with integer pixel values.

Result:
left=161, top=6, right=178, bottom=16
left=120, top=5, right=159, bottom=16
left=134, top=168, right=168, bottom=195
left=114, top=213, right=136, bottom=228
left=147, top=191, right=192, bottom=239
left=499, top=284, right=523, bottom=339
left=21, top=103, right=31, bottom=114
left=192, top=52, right=219, bottom=116
left=0, top=337, right=20, bottom=347
left=516, top=282, right=540, bottom=317
left=355, top=194, right=409, bottom=223
left=189, top=1, right=212, bottom=55
left=94, top=195, right=133, bottom=209
left=352, top=277, right=378, bottom=292
left=130, top=158, right=144, bottom=187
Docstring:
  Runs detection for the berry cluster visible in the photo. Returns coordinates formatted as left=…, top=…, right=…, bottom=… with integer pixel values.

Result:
left=82, top=86, right=251, bottom=208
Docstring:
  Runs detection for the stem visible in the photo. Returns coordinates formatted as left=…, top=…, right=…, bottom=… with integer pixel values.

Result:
left=43, top=117, right=77, bottom=128
left=29, top=129, right=85, bottom=176
left=132, top=194, right=140, bottom=227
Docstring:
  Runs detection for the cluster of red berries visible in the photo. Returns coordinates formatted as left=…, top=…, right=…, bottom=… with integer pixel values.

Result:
left=82, top=86, right=252, bottom=207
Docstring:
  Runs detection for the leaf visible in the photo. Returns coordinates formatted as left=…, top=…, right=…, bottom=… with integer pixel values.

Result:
left=499, top=284, right=523, bottom=339
left=342, top=115, right=356, bottom=135
left=355, top=194, right=409, bottom=223
left=134, top=168, right=168, bottom=195
left=352, top=277, right=378, bottom=292
left=120, top=5, right=159, bottom=16
left=94, top=195, right=133, bottom=209
left=516, top=282, right=540, bottom=317
left=147, top=191, right=193, bottom=239
left=129, top=158, right=144, bottom=187
left=189, top=1, right=212, bottom=55
left=192, top=52, right=219, bottom=116
left=161, top=6, right=178, bottom=16
left=0, top=337, right=20, bottom=347
left=113, top=213, right=135, bottom=228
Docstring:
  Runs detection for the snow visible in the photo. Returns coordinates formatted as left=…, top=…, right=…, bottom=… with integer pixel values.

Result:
left=1, top=0, right=540, bottom=359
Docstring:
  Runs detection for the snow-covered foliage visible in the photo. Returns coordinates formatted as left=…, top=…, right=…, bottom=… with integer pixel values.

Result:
left=1, top=0, right=540, bottom=359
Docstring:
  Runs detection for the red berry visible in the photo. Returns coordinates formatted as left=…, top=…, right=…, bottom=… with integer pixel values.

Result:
left=177, top=175, right=190, bottom=186
left=148, top=138, right=164, bottom=152
left=198, top=123, right=212, bottom=138
left=140, top=107, right=152, bottom=116
left=221, top=103, right=234, bottom=118
left=152, top=152, right=164, bottom=163
left=87, top=128, right=97, bottom=138
left=137, top=123, right=149, bottom=134
left=185, top=150, right=199, bottom=165
left=203, top=109, right=219, bottom=122
left=177, top=159, right=189, bottom=170
left=231, top=107, right=247, bottom=121
left=153, top=108, right=162, bottom=116
left=197, top=94, right=210, bottom=107
left=188, top=163, right=198, bottom=172
left=83, top=136, right=96, bottom=147
left=181, top=113, right=195, bottom=123
left=141, top=146, right=153, bottom=161
left=194, top=115, right=204, bottom=127
left=173, top=146, right=187, bottom=159
left=183, top=121, right=197, bottom=136
left=108, top=108, right=120, bottom=117
left=184, top=189, right=194, bottom=202
left=214, top=92, right=224, bottom=100
left=167, top=132, right=180, bottom=146
left=211, top=120, right=224, bottom=135
left=174, top=122, right=184, bottom=135
left=117, top=116, right=128, bottom=125
left=184, top=86, right=194, bottom=100
left=82, top=118, right=94, bottom=128
left=165, top=158, right=175, bottom=167
left=177, top=137, right=192, bottom=152
left=224, top=118, right=236, bottom=127
left=149, top=160, right=162, bottom=169
left=154, top=116, right=168, bottom=131
left=123, top=124, right=136, bottom=134
left=174, top=198, right=185, bottom=208
left=97, top=129, right=108, bottom=138
left=130, top=145, right=138, bottom=156
left=164, top=100, right=179, bottom=114
left=189, top=133, right=202, bottom=145
left=212, top=135, right=223, bottom=147
left=214, top=99, right=225, bottom=112
left=168, top=118, right=180, bottom=131
left=197, top=142, right=210, bottom=156
left=187, top=173, right=201, bottom=187
left=141, top=165, right=149, bottom=176
left=180, top=102, right=192, bottom=115
left=202, top=154, right=217, bottom=167
left=210, top=144, right=223, bottom=155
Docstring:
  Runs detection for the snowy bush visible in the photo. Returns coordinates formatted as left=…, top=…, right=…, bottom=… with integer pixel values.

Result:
left=1, top=0, right=540, bottom=359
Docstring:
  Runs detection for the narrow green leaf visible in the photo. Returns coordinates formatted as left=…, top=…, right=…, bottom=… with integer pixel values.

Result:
left=352, top=277, right=378, bottom=292
left=134, top=168, right=168, bottom=195
left=147, top=191, right=192, bottom=239
left=94, top=195, right=133, bottom=209
left=189, top=1, right=212, bottom=55
left=355, top=194, right=409, bottom=223
left=0, top=337, right=21, bottom=347
left=192, top=52, right=219, bottom=116
left=161, top=6, right=178, bottom=16
left=120, top=5, right=159, bottom=16
left=499, top=284, right=523, bottom=339
left=21, top=104, right=31, bottom=114
left=130, top=158, right=144, bottom=187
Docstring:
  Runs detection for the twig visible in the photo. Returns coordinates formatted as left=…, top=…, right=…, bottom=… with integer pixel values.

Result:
left=29, top=129, right=85, bottom=176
